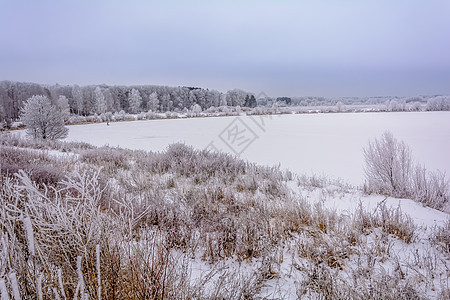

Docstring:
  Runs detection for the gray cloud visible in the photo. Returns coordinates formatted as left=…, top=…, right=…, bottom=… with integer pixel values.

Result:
left=1, top=0, right=449, bottom=96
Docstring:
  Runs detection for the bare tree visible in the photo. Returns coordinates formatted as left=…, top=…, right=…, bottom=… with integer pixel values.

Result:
left=20, top=95, right=68, bottom=140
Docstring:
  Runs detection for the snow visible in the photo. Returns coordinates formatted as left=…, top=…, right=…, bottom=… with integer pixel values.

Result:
left=295, top=186, right=449, bottom=229
left=0, top=279, right=9, bottom=300
left=8, top=273, right=20, bottom=300
left=2, top=145, right=79, bottom=159
left=22, top=217, right=35, bottom=256
left=57, top=111, right=450, bottom=185
left=7, top=111, right=450, bottom=299
left=37, top=274, right=43, bottom=300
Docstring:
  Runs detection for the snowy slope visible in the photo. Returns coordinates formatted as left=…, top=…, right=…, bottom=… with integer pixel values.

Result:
left=2, top=131, right=449, bottom=299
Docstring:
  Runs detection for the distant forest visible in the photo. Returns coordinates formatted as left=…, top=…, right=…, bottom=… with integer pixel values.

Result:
left=0, top=81, right=256, bottom=127
left=1, top=80, right=449, bottom=128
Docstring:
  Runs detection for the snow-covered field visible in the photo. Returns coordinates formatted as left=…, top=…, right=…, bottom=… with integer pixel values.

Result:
left=61, top=111, right=450, bottom=185
left=4, top=112, right=450, bottom=298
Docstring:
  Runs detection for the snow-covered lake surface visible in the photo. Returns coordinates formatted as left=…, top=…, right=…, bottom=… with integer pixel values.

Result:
left=61, top=111, right=450, bottom=185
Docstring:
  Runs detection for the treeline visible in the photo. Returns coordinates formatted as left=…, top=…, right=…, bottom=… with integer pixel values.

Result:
left=0, top=81, right=256, bottom=127
left=1, top=80, right=449, bottom=128
left=259, top=94, right=450, bottom=110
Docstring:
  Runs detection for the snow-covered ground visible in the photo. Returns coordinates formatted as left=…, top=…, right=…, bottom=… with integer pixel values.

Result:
left=57, top=111, right=450, bottom=185
left=4, top=120, right=449, bottom=299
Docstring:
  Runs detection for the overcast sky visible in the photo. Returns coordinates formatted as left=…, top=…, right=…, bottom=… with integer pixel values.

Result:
left=1, top=0, right=449, bottom=97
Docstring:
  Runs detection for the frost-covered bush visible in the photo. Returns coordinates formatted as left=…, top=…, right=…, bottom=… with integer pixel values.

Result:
left=137, top=112, right=147, bottom=120
left=80, top=147, right=130, bottom=171
left=364, top=132, right=449, bottom=211
left=165, top=111, right=178, bottom=118
left=336, top=101, right=345, bottom=112
left=431, top=220, right=450, bottom=255
left=85, top=114, right=98, bottom=123
left=145, top=110, right=156, bottom=119
left=0, top=132, right=96, bottom=154
left=0, top=147, right=64, bottom=186
left=67, top=115, right=87, bottom=124
left=123, top=113, right=136, bottom=121
left=412, top=166, right=449, bottom=211
left=364, top=132, right=413, bottom=197
left=191, top=104, right=202, bottom=116
left=100, top=111, right=113, bottom=122
left=114, top=110, right=126, bottom=121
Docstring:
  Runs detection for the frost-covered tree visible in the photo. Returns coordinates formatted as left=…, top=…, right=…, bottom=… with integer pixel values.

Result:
left=226, top=89, right=248, bottom=106
left=336, top=101, right=345, bottom=112
left=72, top=84, right=84, bottom=115
left=103, top=88, right=114, bottom=112
left=387, top=99, right=404, bottom=112
left=191, top=103, right=202, bottom=115
left=219, top=93, right=228, bottom=106
left=410, top=102, right=422, bottom=112
left=95, top=87, right=106, bottom=114
left=128, top=88, right=142, bottom=113
left=147, top=92, right=159, bottom=112
left=20, top=95, right=68, bottom=140
left=160, top=94, right=170, bottom=112
left=425, top=96, right=450, bottom=111
left=210, top=90, right=220, bottom=107
left=57, top=95, right=70, bottom=122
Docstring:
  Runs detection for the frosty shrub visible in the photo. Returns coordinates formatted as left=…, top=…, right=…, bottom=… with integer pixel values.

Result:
left=431, top=219, right=450, bottom=255
left=191, top=104, right=202, bottom=116
left=114, top=110, right=126, bottom=121
left=412, top=166, right=450, bottom=211
left=363, top=131, right=413, bottom=197
left=67, top=115, right=87, bottom=124
left=145, top=110, right=157, bottom=119
left=137, top=112, right=146, bottom=120
left=20, top=95, right=69, bottom=140
left=80, top=147, right=129, bottom=168
left=364, top=131, right=449, bottom=211
left=0, top=146, right=64, bottom=186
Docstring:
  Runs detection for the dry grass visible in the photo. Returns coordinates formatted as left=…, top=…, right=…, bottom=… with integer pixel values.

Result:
left=431, top=219, right=450, bottom=255
left=0, top=133, right=448, bottom=299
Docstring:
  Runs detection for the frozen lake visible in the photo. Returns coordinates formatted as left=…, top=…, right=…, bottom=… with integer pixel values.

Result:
left=63, top=112, right=450, bottom=185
